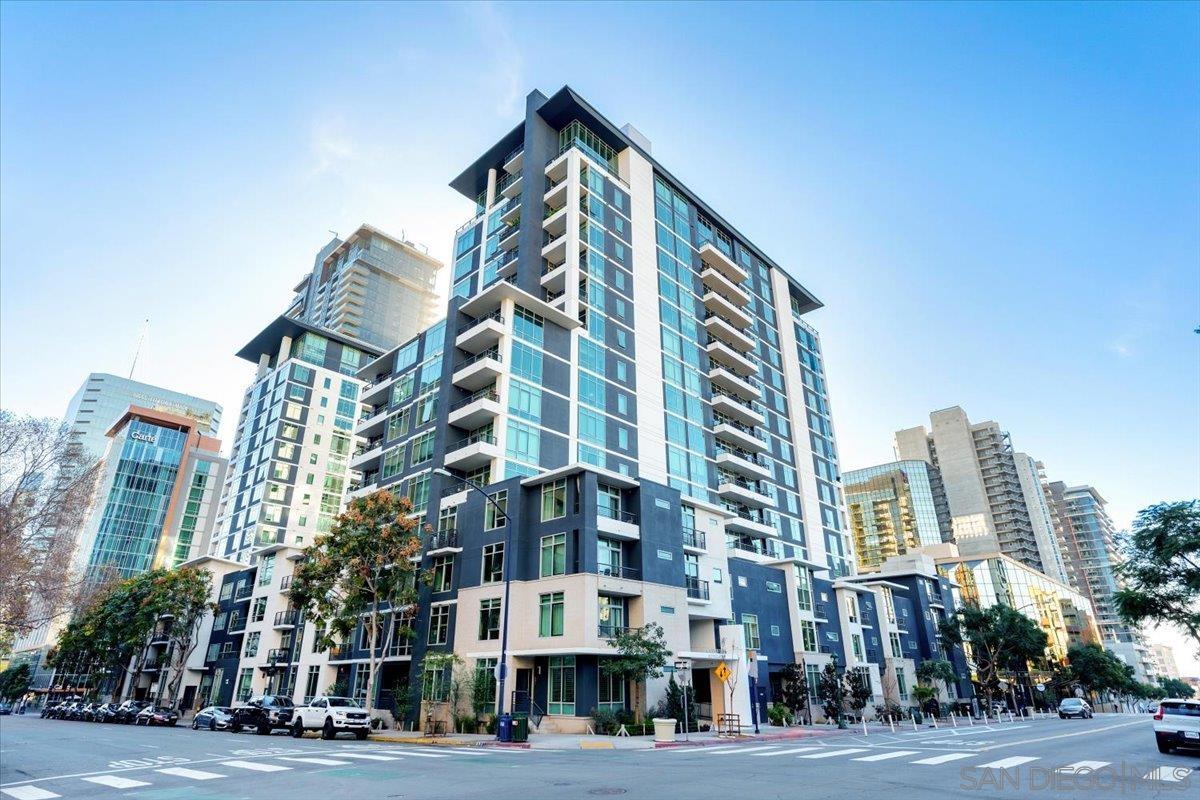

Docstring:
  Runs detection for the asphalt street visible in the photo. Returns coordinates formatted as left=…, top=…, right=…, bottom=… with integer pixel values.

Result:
left=0, top=713, right=1195, bottom=800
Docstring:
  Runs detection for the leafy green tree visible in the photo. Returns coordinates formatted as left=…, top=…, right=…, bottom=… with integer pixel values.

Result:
left=1067, top=643, right=1134, bottom=701
left=843, top=666, right=874, bottom=720
left=663, top=675, right=698, bottom=730
left=602, top=623, right=672, bottom=721
left=289, top=490, right=423, bottom=717
left=816, top=657, right=845, bottom=724
left=778, top=662, right=810, bottom=722
left=1114, top=501, right=1200, bottom=649
left=1157, top=676, right=1195, bottom=699
left=0, top=663, right=32, bottom=700
left=155, top=569, right=214, bottom=707
left=915, top=658, right=957, bottom=697
left=939, top=604, right=1048, bottom=710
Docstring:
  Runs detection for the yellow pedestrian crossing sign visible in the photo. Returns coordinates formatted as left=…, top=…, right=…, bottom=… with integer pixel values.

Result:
left=714, top=663, right=732, bottom=683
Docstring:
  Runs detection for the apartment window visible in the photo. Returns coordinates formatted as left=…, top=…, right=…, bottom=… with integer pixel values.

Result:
left=597, top=538, right=622, bottom=577
left=598, top=595, right=624, bottom=636
left=800, top=620, right=818, bottom=653
left=852, top=633, right=864, bottom=662
left=481, top=542, right=504, bottom=583
left=766, top=581, right=782, bottom=594
left=422, top=662, right=451, bottom=702
left=897, top=668, right=909, bottom=701
left=484, top=490, right=508, bottom=529
left=212, top=612, right=227, bottom=632
left=539, top=592, right=564, bottom=637
left=219, top=583, right=233, bottom=601
left=540, top=533, right=567, bottom=577
left=258, top=555, right=275, bottom=586
left=806, top=664, right=822, bottom=701
left=845, top=595, right=859, bottom=624
left=475, top=658, right=498, bottom=705
left=597, top=485, right=622, bottom=519
left=410, top=431, right=435, bottom=465
left=478, top=598, right=501, bottom=640
left=251, top=598, right=267, bottom=623
left=509, top=380, right=542, bottom=423
left=596, top=661, right=625, bottom=711
left=235, top=668, right=254, bottom=702
left=304, top=666, right=321, bottom=702
left=742, top=613, right=761, bottom=650
left=547, top=655, right=576, bottom=715
left=794, top=566, right=813, bottom=613
left=431, top=555, right=454, bottom=593
left=880, top=586, right=897, bottom=624
left=428, top=605, right=450, bottom=645
left=890, top=631, right=903, bottom=659
left=541, top=479, right=566, bottom=521
left=244, top=632, right=260, bottom=658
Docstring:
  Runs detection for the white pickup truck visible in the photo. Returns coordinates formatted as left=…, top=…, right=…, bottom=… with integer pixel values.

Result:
left=289, top=696, right=371, bottom=740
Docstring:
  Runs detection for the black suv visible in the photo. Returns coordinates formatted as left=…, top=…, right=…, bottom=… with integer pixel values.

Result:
left=229, top=695, right=295, bottom=735
left=114, top=700, right=151, bottom=724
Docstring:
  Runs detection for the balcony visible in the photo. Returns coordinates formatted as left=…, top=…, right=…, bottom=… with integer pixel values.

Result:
left=497, top=170, right=523, bottom=199
left=349, top=438, right=384, bottom=472
left=502, top=146, right=523, bottom=175
left=448, top=387, right=502, bottom=429
left=544, top=174, right=568, bottom=207
left=699, top=241, right=749, bottom=285
left=702, top=289, right=753, bottom=329
left=541, top=259, right=568, bottom=294
left=455, top=310, right=505, bottom=355
left=234, top=585, right=253, bottom=601
left=724, top=507, right=775, bottom=538
left=273, top=610, right=299, bottom=629
left=266, top=648, right=293, bottom=665
left=598, top=564, right=642, bottom=596
left=543, top=203, right=568, bottom=237
left=706, top=337, right=758, bottom=377
left=541, top=229, right=567, bottom=265
left=452, top=348, right=504, bottom=392
left=499, top=196, right=521, bottom=227
left=704, top=315, right=756, bottom=352
left=597, top=505, right=640, bottom=540
left=729, top=537, right=783, bottom=559
left=444, top=432, right=501, bottom=471
left=498, top=222, right=520, bottom=252
left=685, top=577, right=711, bottom=602
left=356, top=404, right=389, bottom=439
left=682, top=527, right=707, bottom=553
left=713, top=416, right=768, bottom=454
left=701, top=269, right=752, bottom=310
left=226, top=616, right=246, bottom=634
left=598, top=623, right=631, bottom=639
left=279, top=575, right=293, bottom=593
left=359, top=372, right=397, bottom=406
left=710, top=388, right=765, bottom=428
left=427, top=528, right=462, bottom=555
left=140, top=659, right=161, bottom=673
left=718, top=476, right=773, bottom=508
left=709, top=361, right=761, bottom=402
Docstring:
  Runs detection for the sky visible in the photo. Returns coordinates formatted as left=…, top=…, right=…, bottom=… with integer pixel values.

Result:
left=1, top=1, right=1197, bottom=670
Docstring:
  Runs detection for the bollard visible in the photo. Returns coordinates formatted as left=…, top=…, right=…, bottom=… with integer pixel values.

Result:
left=1008, top=711, right=1014, bottom=724
left=932, top=716, right=938, bottom=729
left=863, top=719, right=868, bottom=736
left=968, top=713, right=974, bottom=726
left=912, top=715, right=918, bottom=731
left=889, top=716, right=895, bottom=734
left=951, top=713, right=957, bottom=728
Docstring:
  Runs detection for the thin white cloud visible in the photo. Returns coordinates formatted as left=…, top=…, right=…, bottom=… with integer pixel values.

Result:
left=466, top=1, right=524, bottom=118
left=309, top=118, right=356, bottom=178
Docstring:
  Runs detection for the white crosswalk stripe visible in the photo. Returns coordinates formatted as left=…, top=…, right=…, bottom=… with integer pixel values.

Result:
left=799, top=748, right=868, bottom=759
left=976, top=756, right=1039, bottom=770
left=332, top=753, right=401, bottom=761
left=1, top=787, right=61, bottom=800
left=853, top=750, right=920, bottom=762
left=389, top=749, right=450, bottom=758
left=911, top=752, right=975, bottom=765
left=670, top=745, right=740, bottom=753
left=81, top=776, right=152, bottom=789
left=221, top=760, right=291, bottom=772
left=278, top=756, right=351, bottom=766
left=157, top=767, right=226, bottom=780
left=713, top=745, right=786, bottom=755
left=1060, top=761, right=1110, bottom=773
left=750, top=746, right=822, bottom=757
left=1144, top=766, right=1192, bottom=782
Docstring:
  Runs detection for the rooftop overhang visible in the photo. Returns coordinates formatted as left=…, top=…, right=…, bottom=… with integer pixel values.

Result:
left=105, top=404, right=202, bottom=438
left=519, top=462, right=639, bottom=490
left=842, top=576, right=910, bottom=591
left=449, top=121, right=528, bottom=201
left=769, top=554, right=833, bottom=571
left=234, top=315, right=384, bottom=364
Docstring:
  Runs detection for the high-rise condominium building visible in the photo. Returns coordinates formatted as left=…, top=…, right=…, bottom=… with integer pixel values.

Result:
left=207, top=317, right=382, bottom=564
left=287, top=224, right=443, bottom=352
left=894, top=406, right=1065, bottom=576
left=1014, top=453, right=1069, bottom=585
left=843, top=460, right=951, bottom=572
left=63, top=373, right=222, bottom=462
left=77, top=406, right=227, bottom=580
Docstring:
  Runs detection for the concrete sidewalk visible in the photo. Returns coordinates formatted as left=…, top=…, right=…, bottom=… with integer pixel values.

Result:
left=372, top=723, right=847, bottom=750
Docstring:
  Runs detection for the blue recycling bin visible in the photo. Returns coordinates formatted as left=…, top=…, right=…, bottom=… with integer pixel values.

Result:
left=497, top=713, right=513, bottom=742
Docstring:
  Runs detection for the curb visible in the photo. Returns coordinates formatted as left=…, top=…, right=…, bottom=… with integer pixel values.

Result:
left=654, top=728, right=849, bottom=749
left=368, top=735, right=475, bottom=747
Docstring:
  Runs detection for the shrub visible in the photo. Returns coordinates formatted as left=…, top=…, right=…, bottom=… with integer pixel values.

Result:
left=767, top=703, right=794, bottom=726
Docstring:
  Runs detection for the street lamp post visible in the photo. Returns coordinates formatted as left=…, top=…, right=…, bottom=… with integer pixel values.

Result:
left=434, top=468, right=513, bottom=739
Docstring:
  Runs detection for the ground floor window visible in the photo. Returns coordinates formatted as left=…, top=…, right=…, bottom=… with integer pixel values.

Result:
left=352, top=668, right=369, bottom=703
left=475, top=658, right=498, bottom=706
left=422, top=662, right=451, bottom=702
left=805, top=664, right=821, bottom=701
left=897, top=668, right=908, bottom=701
left=304, top=666, right=321, bottom=702
left=596, top=664, right=624, bottom=711
left=235, top=668, right=254, bottom=702
left=547, top=656, right=576, bottom=715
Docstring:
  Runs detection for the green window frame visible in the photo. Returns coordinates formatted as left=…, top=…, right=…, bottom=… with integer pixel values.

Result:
left=541, top=479, right=566, bottom=521
left=742, top=613, right=760, bottom=651
left=478, top=598, right=501, bottom=640
left=539, top=592, right=564, bottom=637
left=540, top=533, right=567, bottom=577
left=547, top=655, right=576, bottom=715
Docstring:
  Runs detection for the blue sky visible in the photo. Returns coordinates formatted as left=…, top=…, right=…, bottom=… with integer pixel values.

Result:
left=2, top=3, right=1197, bottom=657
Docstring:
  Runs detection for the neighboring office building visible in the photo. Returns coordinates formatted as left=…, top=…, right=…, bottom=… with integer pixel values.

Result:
left=1045, top=482, right=1156, bottom=681
left=843, top=460, right=952, bottom=573
left=894, top=406, right=1066, bottom=578
left=207, top=316, right=383, bottom=564
left=1150, top=643, right=1180, bottom=680
left=63, top=373, right=221, bottom=463
left=287, top=224, right=442, bottom=352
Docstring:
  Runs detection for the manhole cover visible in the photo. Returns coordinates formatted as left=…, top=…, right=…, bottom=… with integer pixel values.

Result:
left=589, top=790, right=627, bottom=796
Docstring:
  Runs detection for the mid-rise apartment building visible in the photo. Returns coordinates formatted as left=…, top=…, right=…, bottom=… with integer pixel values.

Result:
left=287, top=224, right=442, bottom=352
left=63, top=373, right=221, bottom=462
left=894, top=406, right=1065, bottom=576
left=843, top=460, right=951, bottom=572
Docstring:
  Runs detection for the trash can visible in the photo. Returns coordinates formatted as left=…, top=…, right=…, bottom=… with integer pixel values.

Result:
left=511, top=713, right=529, bottom=743
left=497, top=713, right=513, bottom=743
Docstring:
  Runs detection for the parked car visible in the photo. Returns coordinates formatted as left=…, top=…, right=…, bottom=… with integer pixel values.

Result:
left=1153, top=698, right=1200, bottom=754
left=192, top=706, right=232, bottom=731
left=65, top=702, right=90, bottom=721
left=0, top=702, right=12, bottom=715
left=93, top=703, right=120, bottom=723
left=229, top=695, right=295, bottom=735
left=79, top=703, right=102, bottom=722
left=113, top=700, right=151, bottom=724
left=39, top=702, right=60, bottom=719
left=1058, top=698, right=1093, bottom=719
left=290, top=696, right=370, bottom=740
left=135, top=706, right=179, bottom=727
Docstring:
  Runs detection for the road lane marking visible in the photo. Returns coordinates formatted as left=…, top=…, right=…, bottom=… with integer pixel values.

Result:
left=712, top=746, right=785, bottom=755
left=331, top=753, right=400, bottom=761
left=799, top=748, right=868, bottom=759
left=1144, top=767, right=1191, bottom=782
left=976, top=756, right=1039, bottom=769
left=1, top=788, right=60, bottom=800
left=278, top=757, right=352, bottom=766
left=221, top=760, right=291, bottom=772
left=911, top=752, right=975, bottom=765
left=750, top=747, right=821, bottom=756
left=976, top=719, right=1145, bottom=751
left=82, top=776, right=152, bottom=789
left=853, top=750, right=920, bottom=762
left=389, top=749, right=450, bottom=758
left=1060, top=761, right=1110, bottom=773
left=157, top=767, right=226, bottom=780
left=669, top=745, right=741, bottom=753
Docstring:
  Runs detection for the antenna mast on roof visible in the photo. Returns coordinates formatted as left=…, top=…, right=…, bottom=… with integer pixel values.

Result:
left=129, top=318, right=150, bottom=379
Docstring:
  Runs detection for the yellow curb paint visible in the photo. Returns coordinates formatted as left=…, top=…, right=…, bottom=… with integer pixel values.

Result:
left=580, top=741, right=615, bottom=749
